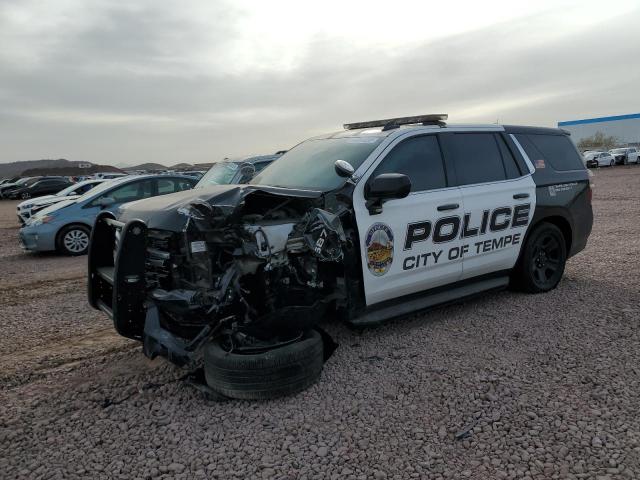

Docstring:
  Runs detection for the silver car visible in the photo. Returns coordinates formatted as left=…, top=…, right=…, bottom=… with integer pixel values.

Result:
left=16, top=179, right=107, bottom=224
left=20, top=175, right=196, bottom=255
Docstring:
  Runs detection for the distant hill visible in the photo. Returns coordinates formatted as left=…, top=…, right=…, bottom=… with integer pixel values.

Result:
left=124, top=162, right=214, bottom=172
left=123, top=163, right=167, bottom=172
left=169, top=163, right=194, bottom=170
left=22, top=165, right=124, bottom=177
left=0, top=159, right=123, bottom=178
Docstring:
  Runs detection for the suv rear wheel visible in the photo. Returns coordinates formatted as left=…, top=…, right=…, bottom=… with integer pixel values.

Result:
left=514, top=222, right=567, bottom=293
left=57, top=224, right=91, bottom=256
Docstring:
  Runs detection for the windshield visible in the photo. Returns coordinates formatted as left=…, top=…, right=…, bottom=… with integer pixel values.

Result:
left=55, top=180, right=100, bottom=197
left=584, top=152, right=599, bottom=159
left=195, top=162, right=242, bottom=188
left=610, top=148, right=627, bottom=154
left=251, top=137, right=384, bottom=191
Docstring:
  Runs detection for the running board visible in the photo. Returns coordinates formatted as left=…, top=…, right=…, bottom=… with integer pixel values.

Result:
left=349, top=276, right=509, bottom=327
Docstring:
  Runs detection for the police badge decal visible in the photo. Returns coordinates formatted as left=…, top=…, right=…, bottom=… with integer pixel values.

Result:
left=365, top=223, right=394, bottom=276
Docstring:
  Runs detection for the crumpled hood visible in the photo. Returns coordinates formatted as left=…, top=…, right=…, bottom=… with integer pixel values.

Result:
left=117, top=183, right=323, bottom=231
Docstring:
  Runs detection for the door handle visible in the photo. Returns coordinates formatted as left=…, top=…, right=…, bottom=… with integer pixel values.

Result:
left=513, top=193, right=529, bottom=199
left=437, top=203, right=459, bottom=211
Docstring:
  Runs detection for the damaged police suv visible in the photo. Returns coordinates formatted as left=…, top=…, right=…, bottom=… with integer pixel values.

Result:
left=88, top=114, right=592, bottom=399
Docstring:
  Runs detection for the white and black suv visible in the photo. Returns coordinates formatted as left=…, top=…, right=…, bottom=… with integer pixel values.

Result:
left=88, top=114, right=593, bottom=399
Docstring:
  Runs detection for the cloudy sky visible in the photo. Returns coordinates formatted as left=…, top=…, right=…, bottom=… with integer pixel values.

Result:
left=1, top=0, right=639, bottom=166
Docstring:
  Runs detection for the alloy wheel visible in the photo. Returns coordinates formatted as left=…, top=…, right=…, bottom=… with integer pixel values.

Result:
left=530, top=233, right=562, bottom=289
left=63, top=229, right=89, bottom=254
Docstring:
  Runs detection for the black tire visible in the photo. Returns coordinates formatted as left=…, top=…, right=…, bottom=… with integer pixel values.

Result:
left=204, top=330, right=324, bottom=400
left=514, top=222, right=567, bottom=293
left=610, top=159, right=614, bottom=167
left=21, top=192, right=30, bottom=199
left=56, top=224, right=91, bottom=256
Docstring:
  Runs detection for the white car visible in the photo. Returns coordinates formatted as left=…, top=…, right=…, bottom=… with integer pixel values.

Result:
left=609, top=147, right=639, bottom=165
left=584, top=151, right=615, bottom=168
left=16, top=179, right=106, bottom=224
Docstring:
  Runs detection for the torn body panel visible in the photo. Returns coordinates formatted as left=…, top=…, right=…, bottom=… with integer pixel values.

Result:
left=89, top=184, right=355, bottom=367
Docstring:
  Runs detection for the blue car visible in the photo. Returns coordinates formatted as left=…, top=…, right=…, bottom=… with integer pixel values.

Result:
left=20, top=174, right=196, bottom=255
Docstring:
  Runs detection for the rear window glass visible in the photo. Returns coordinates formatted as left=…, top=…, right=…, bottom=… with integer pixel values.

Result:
left=515, top=134, right=584, bottom=171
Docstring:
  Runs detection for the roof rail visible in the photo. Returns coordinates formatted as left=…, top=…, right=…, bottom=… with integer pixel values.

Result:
left=344, top=114, right=448, bottom=131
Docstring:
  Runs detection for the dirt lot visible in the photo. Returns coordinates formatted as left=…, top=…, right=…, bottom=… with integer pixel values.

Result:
left=1, top=166, right=639, bottom=480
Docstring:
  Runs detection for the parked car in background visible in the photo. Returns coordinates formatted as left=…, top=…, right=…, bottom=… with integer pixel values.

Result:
left=16, top=179, right=106, bottom=224
left=609, top=147, right=639, bottom=165
left=0, top=177, right=35, bottom=198
left=94, top=172, right=128, bottom=180
left=20, top=174, right=197, bottom=255
left=584, top=151, right=615, bottom=168
left=8, top=177, right=72, bottom=200
left=0, top=177, right=21, bottom=186
left=180, top=170, right=207, bottom=179
left=195, top=153, right=284, bottom=189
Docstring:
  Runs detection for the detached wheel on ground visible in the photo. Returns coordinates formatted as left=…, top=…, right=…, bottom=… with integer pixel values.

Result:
left=56, top=224, right=91, bottom=256
left=513, top=222, right=567, bottom=293
left=204, top=330, right=324, bottom=400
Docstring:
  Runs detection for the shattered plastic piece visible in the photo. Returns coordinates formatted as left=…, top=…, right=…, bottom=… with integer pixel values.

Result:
left=303, top=208, right=346, bottom=261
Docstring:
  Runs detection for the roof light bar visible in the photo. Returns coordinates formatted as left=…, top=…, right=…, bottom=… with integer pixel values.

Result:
left=343, top=114, right=448, bottom=130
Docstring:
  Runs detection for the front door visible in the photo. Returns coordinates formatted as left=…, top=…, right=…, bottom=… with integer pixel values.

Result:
left=353, top=133, right=464, bottom=306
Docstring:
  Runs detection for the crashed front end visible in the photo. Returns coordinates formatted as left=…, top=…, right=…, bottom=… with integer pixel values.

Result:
left=88, top=185, right=353, bottom=367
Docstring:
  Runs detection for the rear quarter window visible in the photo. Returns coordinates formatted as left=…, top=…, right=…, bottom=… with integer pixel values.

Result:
left=515, top=134, right=584, bottom=172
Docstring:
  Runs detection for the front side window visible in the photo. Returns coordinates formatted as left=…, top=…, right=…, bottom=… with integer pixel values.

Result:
left=252, top=137, right=385, bottom=191
left=371, top=135, right=446, bottom=191
left=448, top=133, right=507, bottom=185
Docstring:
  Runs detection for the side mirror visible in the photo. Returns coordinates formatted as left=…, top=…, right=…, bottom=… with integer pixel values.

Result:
left=334, top=159, right=355, bottom=178
left=96, top=197, right=115, bottom=208
left=365, top=173, right=411, bottom=215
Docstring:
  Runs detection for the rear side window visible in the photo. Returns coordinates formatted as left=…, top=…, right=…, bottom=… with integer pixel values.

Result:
left=515, top=134, right=584, bottom=171
left=105, top=180, right=154, bottom=203
left=157, top=178, right=194, bottom=194
left=495, top=135, right=521, bottom=179
left=373, top=135, right=446, bottom=192
left=447, top=133, right=506, bottom=185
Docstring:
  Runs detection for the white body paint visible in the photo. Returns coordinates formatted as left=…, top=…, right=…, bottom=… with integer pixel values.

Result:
left=351, top=126, right=537, bottom=306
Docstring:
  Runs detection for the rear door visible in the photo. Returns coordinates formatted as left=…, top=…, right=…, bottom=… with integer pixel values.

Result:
left=440, top=132, right=535, bottom=280
left=353, top=133, right=464, bottom=306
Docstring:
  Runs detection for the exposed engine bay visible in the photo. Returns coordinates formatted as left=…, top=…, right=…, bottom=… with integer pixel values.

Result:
left=152, top=192, right=348, bottom=333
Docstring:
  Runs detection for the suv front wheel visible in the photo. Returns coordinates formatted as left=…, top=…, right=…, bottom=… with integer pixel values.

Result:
left=514, top=222, right=567, bottom=293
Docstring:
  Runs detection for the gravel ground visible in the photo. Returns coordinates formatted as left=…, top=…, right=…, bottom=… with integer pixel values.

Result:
left=1, top=166, right=639, bottom=480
